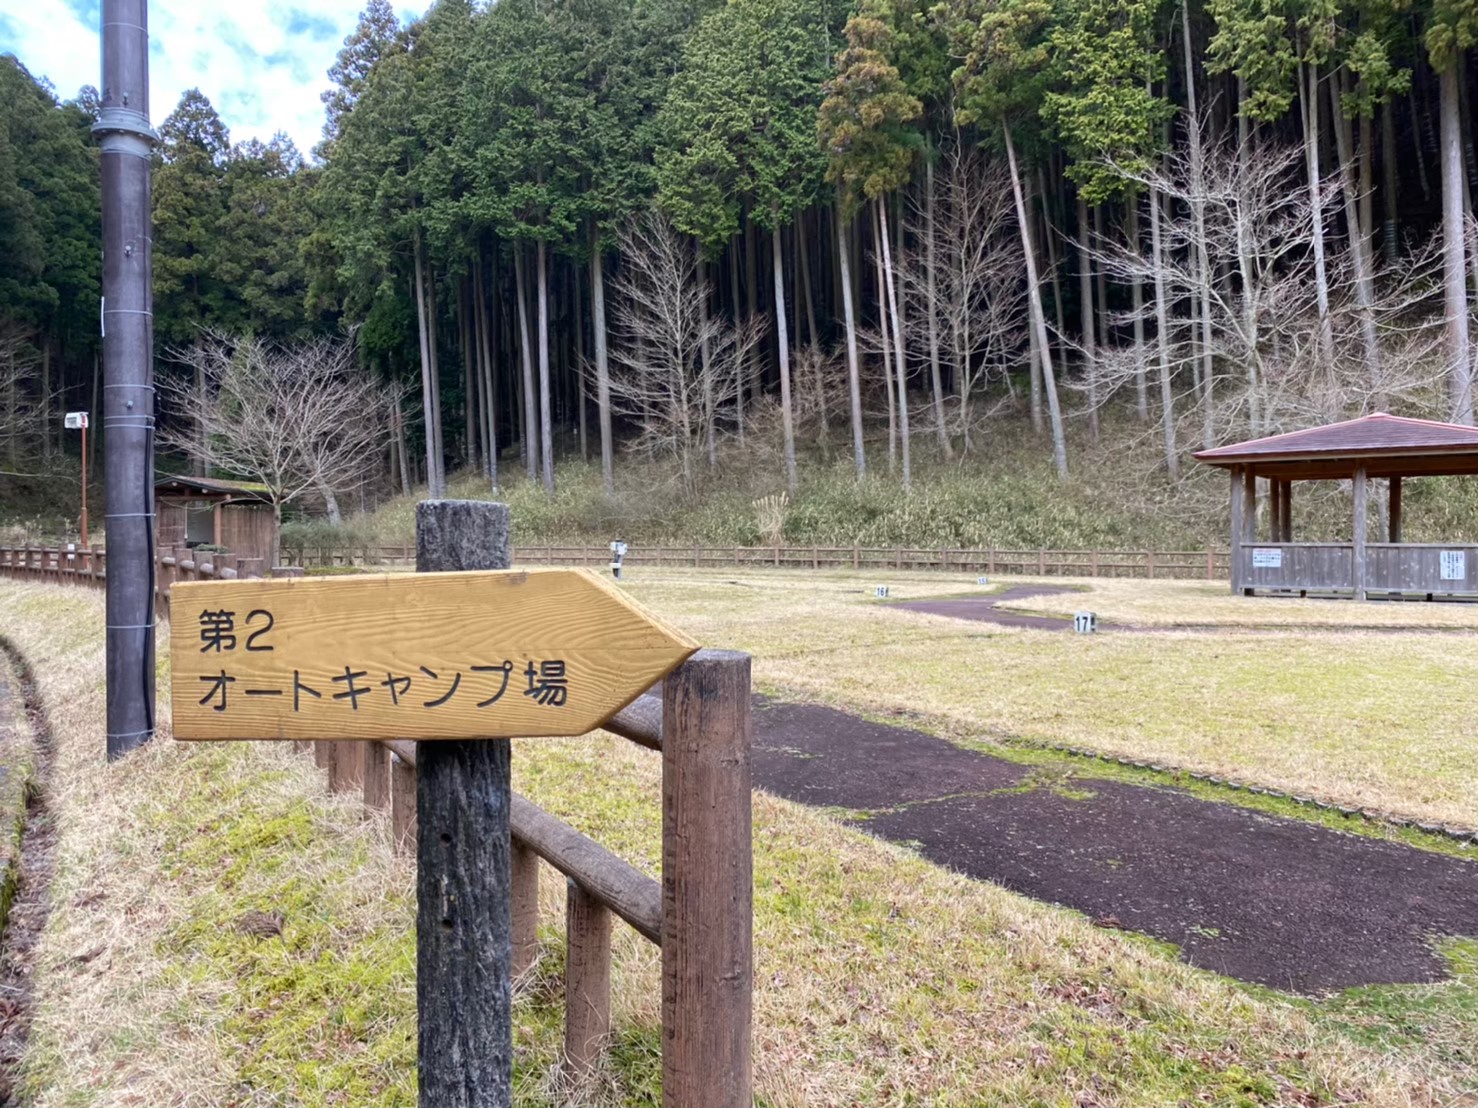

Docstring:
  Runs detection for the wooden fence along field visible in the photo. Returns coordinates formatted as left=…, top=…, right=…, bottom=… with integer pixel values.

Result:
left=0, top=535, right=753, bottom=1106
left=284, top=543, right=1236, bottom=580
left=1, top=543, right=1234, bottom=596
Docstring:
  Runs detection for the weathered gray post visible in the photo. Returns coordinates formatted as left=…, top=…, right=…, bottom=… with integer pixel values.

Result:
left=416, top=500, right=513, bottom=1108
left=96, top=0, right=158, bottom=760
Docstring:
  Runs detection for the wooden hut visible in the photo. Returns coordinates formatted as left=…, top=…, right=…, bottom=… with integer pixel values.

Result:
left=1194, top=413, right=1478, bottom=600
left=155, top=476, right=279, bottom=567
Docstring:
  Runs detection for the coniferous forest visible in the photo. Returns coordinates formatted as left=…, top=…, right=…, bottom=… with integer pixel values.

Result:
left=1, top=0, right=1475, bottom=541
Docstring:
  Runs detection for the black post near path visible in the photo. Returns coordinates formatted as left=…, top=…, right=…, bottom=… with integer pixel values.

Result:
left=96, top=0, right=158, bottom=759
left=416, top=500, right=514, bottom=1108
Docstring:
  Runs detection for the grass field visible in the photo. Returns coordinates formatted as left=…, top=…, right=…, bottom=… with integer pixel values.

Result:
left=615, top=569, right=1477, bottom=828
left=2, top=576, right=1474, bottom=1106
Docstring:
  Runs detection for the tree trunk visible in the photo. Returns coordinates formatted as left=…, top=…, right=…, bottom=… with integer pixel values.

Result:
left=1233, top=92, right=1263, bottom=436
left=1439, top=61, right=1474, bottom=424
left=924, top=156, right=950, bottom=456
left=1149, top=178, right=1179, bottom=478
left=796, top=213, right=827, bottom=446
left=413, top=232, right=444, bottom=497
left=1302, top=59, right=1336, bottom=366
left=513, top=246, right=538, bottom=481
left=874, top=207, right=897, bottom=473
left=1025, top=173, right=1043, bottom=433
left=1005, top=121, right=1068, bottom=479
left=590, top=236, right=615, bottom=493
left=192, top=347, right=206, bottom=476
left=394, top=403, right=412, bottom=496
left=571, top=263, right=587, bottom=464
left=728, top=234, right=745, bottom=444
left=772, top=227, right=799, bottom=495
left=699, top=251, right=717, bottom=469
left=460, top=278, right=475, bottom=472
left=876, top=198, right=910, bottom=489
left=536, top=239, right=555, bottom=496
left=1076, top=196, right=1099, bottom=439
left=1180, top=5, right=1215, bottom=451
left=744, top=217, right=759, bottom=402
left=1381, top=101, right=1399, bottom=265
left=321, top=486, right=342, bottom=526
left=1038, top=167, right=1068, bottom=405
left=1127, top=193, right=1147, bottom=420
left=39, top=344, right=51, bottom=461
left=1094, top=204, right=1111, bottom=354
left=475, top=253, right=499, bottom=490
left=426, top=267, right=446, bottom=495
left=837, top=203, right=866, bottom=476
left=1331, top=71, right=1382, bottom=388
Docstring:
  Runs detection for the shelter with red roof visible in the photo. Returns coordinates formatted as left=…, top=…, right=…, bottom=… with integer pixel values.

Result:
left=1193, top=413, right=1477, bottom=600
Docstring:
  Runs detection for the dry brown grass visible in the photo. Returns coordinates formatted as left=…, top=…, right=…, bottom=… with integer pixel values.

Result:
left=2, top=577, right=1473, bottom=1106
left=616, top=569, right=1478, bottom=827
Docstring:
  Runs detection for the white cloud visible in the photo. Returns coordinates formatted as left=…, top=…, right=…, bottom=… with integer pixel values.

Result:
left=0, top=0, right=427, bottom=158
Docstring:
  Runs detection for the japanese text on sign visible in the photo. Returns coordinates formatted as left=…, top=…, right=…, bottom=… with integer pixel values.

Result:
left=193, top=607, right=569, bottom=715
left=169, top=568, right=698, bottom=742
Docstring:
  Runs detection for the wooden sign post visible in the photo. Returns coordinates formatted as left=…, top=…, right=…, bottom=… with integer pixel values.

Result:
left=171, top=501, right=698, bottom=1108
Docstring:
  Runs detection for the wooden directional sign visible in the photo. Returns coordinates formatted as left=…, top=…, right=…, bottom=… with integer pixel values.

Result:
left=169, top=568, right=698, bottom=741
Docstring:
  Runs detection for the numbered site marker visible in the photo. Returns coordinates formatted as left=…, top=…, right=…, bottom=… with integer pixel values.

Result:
left=170, top=568, right=698, bottom=741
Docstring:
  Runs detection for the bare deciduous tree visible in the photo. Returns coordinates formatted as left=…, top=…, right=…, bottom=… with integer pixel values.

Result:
left=1082, top=134, right=1450, bottom=460
left=600, top=210, right=765, bottom=492
left=901, top=146, right=1027, bottom=454
left=0, top=325, right=42, bottom=470
left=161, top=332, right=403, bottom=526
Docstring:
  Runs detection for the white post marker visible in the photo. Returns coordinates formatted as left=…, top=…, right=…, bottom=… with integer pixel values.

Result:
left=64, top=411, right=90, bottom=547
left=1074, top=611, right=1097, bottom=634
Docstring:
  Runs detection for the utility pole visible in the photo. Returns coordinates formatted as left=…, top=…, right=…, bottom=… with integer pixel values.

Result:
left=94, top=0, right=157, bottom=760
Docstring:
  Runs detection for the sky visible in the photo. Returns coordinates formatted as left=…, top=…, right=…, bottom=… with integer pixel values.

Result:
left=0, top=0, right=427, bottom=158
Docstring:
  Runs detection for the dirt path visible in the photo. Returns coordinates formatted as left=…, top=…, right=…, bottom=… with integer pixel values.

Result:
left=752, top=698, right=1476, bottom=994
left=0, top=640, right=57, bottom=1107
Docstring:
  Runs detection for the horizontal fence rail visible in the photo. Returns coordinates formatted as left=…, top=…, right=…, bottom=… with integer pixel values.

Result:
left=4, top=543, right=1234, bottom=589
left=302, top=666, right=751, bottom=1104
left=280, top=542, right=1234, bottom=580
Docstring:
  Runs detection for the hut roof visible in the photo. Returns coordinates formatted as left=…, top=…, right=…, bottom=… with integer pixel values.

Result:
left=155, top=475, right=274, bottom=503
left=1193, top=413, right=1478, bottom=479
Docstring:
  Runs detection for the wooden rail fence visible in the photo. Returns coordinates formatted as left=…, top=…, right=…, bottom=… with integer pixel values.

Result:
left=0, top=541, right=754, bottom=1103
left=303, top=659, right=751, bottom=1102
left=287, top=542, right=1234, bottom=580
left=0, top=543, right=291, bottom=619
left=5, top=542, right=1234, bottom=588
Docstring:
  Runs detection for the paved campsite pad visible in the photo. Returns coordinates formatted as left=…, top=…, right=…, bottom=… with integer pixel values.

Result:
left=890, top=585, right=1099, bottom=631
left=890, top=584, right=1476, bottom=633
left=752, top=699, right=1477, bottom=994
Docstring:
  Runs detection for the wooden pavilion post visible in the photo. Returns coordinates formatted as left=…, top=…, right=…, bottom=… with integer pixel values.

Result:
left=1281, top=481, right=1293, bottom=542
left=1229, top=467, right=1244, bottom=594
left=1269, top=479, right=1283, bottom=545
left=1352, top=466, right=1368, bottom=600
left=1388, top=476, right=1402, bottom=542
left=1243, top=468, right=1257, bottom=548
